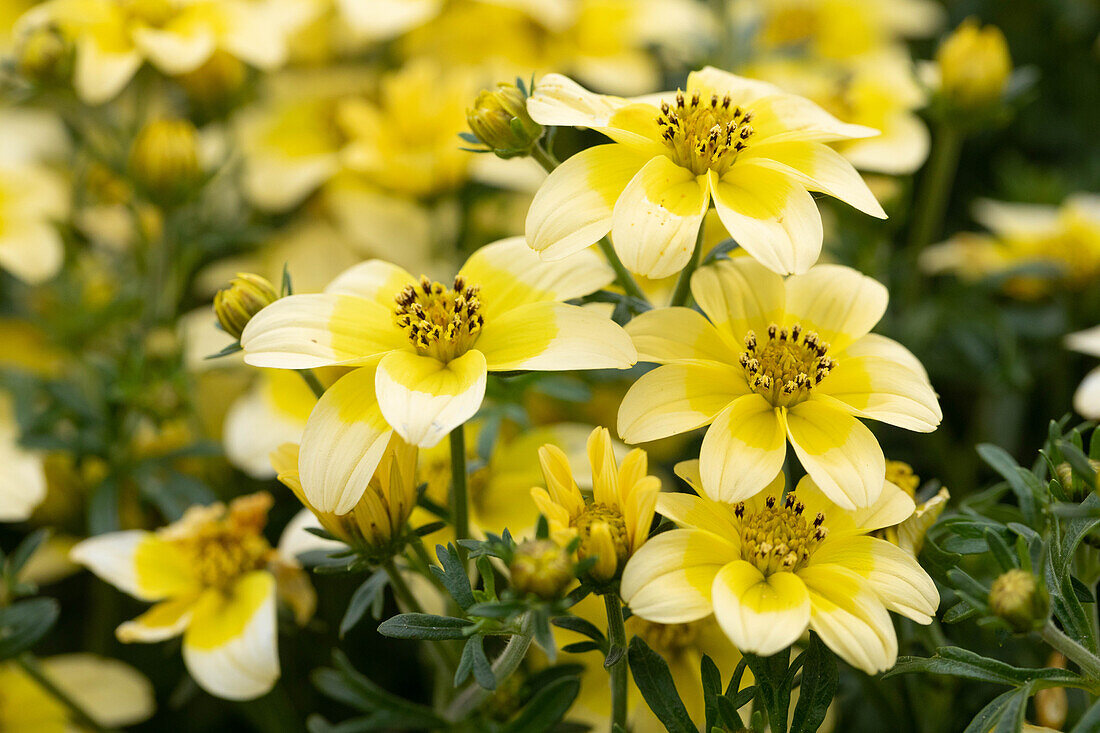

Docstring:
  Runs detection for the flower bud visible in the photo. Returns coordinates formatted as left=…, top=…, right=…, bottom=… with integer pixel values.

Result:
left=989, top=569, right=1048, bottom=633
left=936, top=18, right=1011, bottom=108
left=509, top=539, right=574, bottom=600
left=128, top=119, right=202, bottom=205
left=885, top=460, right=920, bottom=495
left=177, top=51, right=247, bottom=114
left=17, top=26, right=71, bottom=83
left=466, top=83, right=543, bottom=159
left=214, top=273, right=279, bottom=340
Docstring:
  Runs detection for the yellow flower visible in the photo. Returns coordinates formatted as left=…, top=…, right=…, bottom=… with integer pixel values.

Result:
left=14, top=0, right=310, bottom=104
left=530, top=426, right=659, bottom=583
left=0, top=156, right=67, bottom=286
left=618, top=258, right=941, bottom=509
left=935, top=18, right=1012, bottom=108
left=1070, top=326, right=1100, bottom=420
left=0, top=654, right=155, bottom=731
left=241, top=237, right=636, bottom=514
left=271, top=436, right=418, bottom=558
left=921, top=195, right=1100, bottom=297
left=70, top=493, right=285, bottom=700
left=0, top=391, right=47, bottom=523
left=557, top=592, right=744, bottom=733
left=878, top=460, right=950, bottom=556
left=621, top=463, right=939, bottom=674
left=524, top=67, right=886, bottom=278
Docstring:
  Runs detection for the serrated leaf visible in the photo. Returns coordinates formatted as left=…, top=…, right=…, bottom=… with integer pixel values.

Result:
left=886, top=647, right=1093, bottom=690
left=311, top=652, right=445, bottom=729
left=561, top=641, right=601, bottom=654
left=376, top=613, right=471, bottom=640
left=455, top=636, right=496, bottom=690
left=700, top=654, right=721, bottom=732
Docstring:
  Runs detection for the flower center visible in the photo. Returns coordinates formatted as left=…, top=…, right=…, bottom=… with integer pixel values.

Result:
left=736, top=494, right=827, bottom=575
left=394, top=275, right=484, bottom=362
left=657, top=90, right=755, bottom=176
left=571, top=502, right=630, bottom=570
left=176, top=523, right=271, bottom=590
left=628, top=618, right=701, bottom=658
left=739, top=323, right=835, bottom=408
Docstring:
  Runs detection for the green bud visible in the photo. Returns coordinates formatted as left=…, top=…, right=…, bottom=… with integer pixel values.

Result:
left=509, top=539, right=574, bottom=600
left=989, top=569, right=1049, bottom=633
left=466, top=83, right=543, bottom=159
left=129, top=119, right=202, bottom=205
left=214, top=273, right=279, bottom=340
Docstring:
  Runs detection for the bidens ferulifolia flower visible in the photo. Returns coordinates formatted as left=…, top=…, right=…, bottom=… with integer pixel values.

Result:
left=241, top=237, right=636, bottom=514
left=618, top=258, right=941, bottom=509
left=524, top=67, right=886, bottom=279
left=621, top=463, right=939, bottom=674
left=70, top=493, right=287, bottom=700
left=530, top=426, right=659, bottom=584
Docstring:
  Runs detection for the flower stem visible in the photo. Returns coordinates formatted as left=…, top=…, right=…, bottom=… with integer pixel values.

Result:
left=17, top=653, right=115, bottom=733
left=669, top=219, right=706, bottom=307
left=908, top=122, right=963, bottom=255
left=530, top=141, right=649, bottom=306
left=445, top=614, right=533, bottom=720
left=450, top=425, right=470, bottom=563
left=604, top=594, right=629, bottom=733
left=297, top=369, right=326, bottom=399
left=1041, top=621, right=1100, bottom=681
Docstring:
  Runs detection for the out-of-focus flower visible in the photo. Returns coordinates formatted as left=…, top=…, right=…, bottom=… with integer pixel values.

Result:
left=71, top=493, right=288, bottom=700
left=272, top=437, right=418, bottom=561
left=745, top=51, right=929, bottom=175
left=878, top=461, right=949, bottom=556
left=214, top=273, right=279, bottom=340
left=1067, top=326, right=1100, bottom=421
left=0, top=654, right=155, bottom=730
left=618, top=258, right=941, bottom=509
left=935, top=18, right=1012, bottom=109
left=14, top=25, right=72, bottom=82
left=525, top=68, right=885, bottom=278
left=14, top=0, right=313, bottom=104
left=738, top=0, right=944, bottom=61
left=222, top=369, right=319, bottom=478
left=467, top=82, right=543, bottom=159
left=530, top=426, right=659, bottom=583
left=0, top=392, right=47, bottom=523
left=509, top=539, right=575, bottom=599
left=241, top=237, right=635, bottom=513
left=176, top=50, right=248, bottom=113
left=989, top=568, right=1049, bottom=633
left=558, top=592, right=744, bottom=732
left=129, top=118, right=202, bottom=205
left=622, top=463, right=939, bottom=674
left=921, top=195, right=1100, bottom=297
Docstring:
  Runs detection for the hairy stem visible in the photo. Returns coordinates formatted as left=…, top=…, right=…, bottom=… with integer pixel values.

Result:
left=450, top=425, right=470, bottom=564
left=1041, top=621, right=1100, bottom=681
left=604, top=594, right=629, bottom=733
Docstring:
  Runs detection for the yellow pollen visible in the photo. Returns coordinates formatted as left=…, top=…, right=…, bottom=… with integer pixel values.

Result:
left=735, top=493, right=826, bottom=575
left=739, top=323, right=835, bottom=407
left=175, top=522, right=271, bottom=590
left=656, top=90, right=755, bottom=176
left=394, top=275, right=484, bottom=362
left=571, top=503, right=630, bottom=569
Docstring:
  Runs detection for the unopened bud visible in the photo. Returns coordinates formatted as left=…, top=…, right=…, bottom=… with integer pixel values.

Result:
left=466, top=83, right=543, bottom=159
left=17, top=26, right=70, bottom=82
left=509, top=539, right=574, bottom=600
left=177, top=51, right=247, bottom=113
left=989, top=569, right=1048, bottom=633
left=936, top=18, right=1011, bottom=108
left=214, top=273, right=279, bottom=340
left=129, top=119, right=202, bottom=205
left=885, top=460, right=920, bottom=496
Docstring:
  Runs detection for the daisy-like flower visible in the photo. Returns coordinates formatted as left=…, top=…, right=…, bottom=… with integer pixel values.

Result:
left=617, top=258, right=941, bottom=509
left=530, top=426, right=659, bottom=583
left=524, top=66, right=886, bottom=279
left=15, top=0, right=312, bottom=104
left=70, top=493, right=291, bottom=700
left=621, top=463, right=939, bottom=674
left=241, top=237, right=636, bottom=514
left=1067, top=326, right=1100, bottom=420
left=879, top=460, right=949, bottom=556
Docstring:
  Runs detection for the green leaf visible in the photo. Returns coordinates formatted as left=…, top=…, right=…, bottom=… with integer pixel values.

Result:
left=455, top=636, right=495, bottom=690
left=977, top=443, right=1047, bottom=522
left=789, top=634, right=837, bottom=733
left=942, top=600, right=980, bottom=624
left=340, top=570, right=389, bottom=638
left=376, top=613, right=471, bottom=641
left=983, top=528, right=1018, bottom=571
left=744, top=648, right=792, bottom=733
left=311, top=651, right=446, bottom=729
left=962, top=684, right=1031, bottom=733
left=886, top=647, right=1094, bottom=690
left=627, top=636, right=696, bottom=733
left=6, top=529, right=49, bottom=578
left=432, top=544, right=475, bottom=609
left=501, top=677, right=580, bottom=733
left=0, top=598, right=60, bottom=660
left=700, top=654, right=721, bottom=732
left=551, top=615, right=607, bottom=645
left=1071, top=696, right=1100, bottom=732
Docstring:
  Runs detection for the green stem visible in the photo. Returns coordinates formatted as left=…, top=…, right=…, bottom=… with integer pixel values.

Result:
left=1041, top=621, right=1100, bottom=681
left=450, top=425, right=470, bottom=564
left=908, top=122, right=963, bottom=256
left=604, top=594, right=629, bottom=733
left=18, top=653, right=114, bottom=733
left=297, top=369, right=326, bottom=399
left=669, top=219, right=706, bottom=307
left=383, top=559, right=461, bottom=671
left=530, top=141, right=649, bottom=306
left=445, top=614, right=533, bottom=721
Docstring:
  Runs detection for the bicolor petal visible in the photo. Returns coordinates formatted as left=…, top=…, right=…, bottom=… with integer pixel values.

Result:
left=800, top=564, right=898, bottom=675
left=699, top=394, right=787, bottom=503
left=375, top=350, right=487, bottom=448
left=689, top=258, right=785, bottom=344
left=71, top=532, right=197, bottom=602
left=625, top=307, right=740, bottom=364
left=783, top=265, right=888, bottom=353
left=617, top=361, right=747, bottom=444
left=711, top=561, right=810, bottom=657
left=621, top=529, right=737, bottom=623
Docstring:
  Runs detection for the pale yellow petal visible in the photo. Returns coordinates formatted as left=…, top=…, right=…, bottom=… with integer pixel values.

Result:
left=587, top=426, right=619, bottom=507
left=322, top=260, right=416, bottom=309
left=621, top=529, right=737, bottom=623
left=655, top=492, right=741, bottom=540
left=625, top=306, right=739, bottom=364
left=800, top=564, right=898, bottom=674
left=117, top=596, right=197, bottom=643
left=783, top=265, right=887, bottom=353
left=793, top=475, right=916, bottom=535
left=689, top=258, right=785, bottom=343
left=617, top=361, right=747, bottom=444
left=71, top=531, right=197, bottom=602
left=786, top=398, right=885, bottom=510
left=699, top=395, right=787, bottom=503
left=711, top=561, right=810, bottom=656
left=132, top=23, right=215, bottom=75
left=375, top=350, right=487, bottom=448
left=74, top=36, right=141, bottom=105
